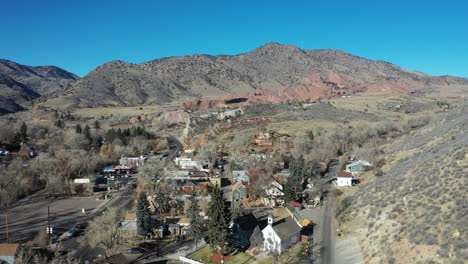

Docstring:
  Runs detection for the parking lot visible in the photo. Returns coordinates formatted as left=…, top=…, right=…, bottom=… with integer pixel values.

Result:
left=0, top=190, right=106, bottom=243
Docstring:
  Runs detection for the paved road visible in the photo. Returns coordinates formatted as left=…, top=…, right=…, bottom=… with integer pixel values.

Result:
left=319, top=159, right=340, bottom=264
left=164, top=134, right=183, bottom=161
left=134, top=239, right=204, bottom=263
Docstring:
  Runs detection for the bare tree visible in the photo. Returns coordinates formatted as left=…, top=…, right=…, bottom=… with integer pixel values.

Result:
left=15, top=245, right=80, bottom=264
left=63, top=130, right=89, bottom=150
left=136, top=159, right=165, bottom=196
left=86, top=207, right=122, bottom=257
left=0, top=161, right=20, bottom=208
left=197, top=141, right=218, bottom=165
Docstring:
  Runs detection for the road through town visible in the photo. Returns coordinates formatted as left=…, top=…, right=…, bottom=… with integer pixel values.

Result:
left=318, top=159, right=340, bottom=264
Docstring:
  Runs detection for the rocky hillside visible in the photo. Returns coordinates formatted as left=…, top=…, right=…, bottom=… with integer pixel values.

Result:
left=338, top=103, right=468, bottom=263
left=0, top=59, right=79, bottom=114
left=60, top=42, right=468, bottom=109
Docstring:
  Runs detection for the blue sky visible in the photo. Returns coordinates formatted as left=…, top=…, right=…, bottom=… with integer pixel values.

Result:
left=1, top=0, right=467, bottom=77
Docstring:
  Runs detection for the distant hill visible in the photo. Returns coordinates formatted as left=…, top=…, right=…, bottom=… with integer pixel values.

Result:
left=57, top=42, right=468, bottom=109
left=0, top=59, right=79, bottom=114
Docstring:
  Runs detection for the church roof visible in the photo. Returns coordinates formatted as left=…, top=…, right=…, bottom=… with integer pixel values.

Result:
left=271, top=216, right=302, bottom=240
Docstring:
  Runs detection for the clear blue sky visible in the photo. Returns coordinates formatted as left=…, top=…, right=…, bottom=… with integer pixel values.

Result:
left=1, top=0, right=467, bottom=77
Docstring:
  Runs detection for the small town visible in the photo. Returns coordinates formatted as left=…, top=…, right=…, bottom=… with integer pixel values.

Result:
left=1, top=2, right=467, bottom=264
left=0, top=119, right=375, bottom=264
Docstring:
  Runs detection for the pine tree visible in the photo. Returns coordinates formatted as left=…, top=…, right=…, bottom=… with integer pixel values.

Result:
left=136, top=192, right=154, bottom=235
left=310, top=160, right=321, bottom=178
left=284, top=156, right=306, bottom=202
left=93, top=135, right=103, bottom=149
left=75, top=124, right=82, bottom=134
left=207, top=186, right=231, bottom=253
left=94, top=120, right=101, bottom=129
left=307, top=130, right=315, bottom=142
left=19, top=122, right=27, bottom=140
left=187, top=196, right=206, bottom=247
left=83, top=125, right=92, bottom=141
left=54, top=119, right=64, bottom=129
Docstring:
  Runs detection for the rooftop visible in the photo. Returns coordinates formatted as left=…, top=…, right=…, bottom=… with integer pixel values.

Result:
left=337, top=171, right=353, bottom=178
left=124, top=213, right=137, bottom=221
left=272, top=216, right=302, bottom=240
left=232, top=181, right=246, bottom=191
left=0, top=243, right=19, bottom=255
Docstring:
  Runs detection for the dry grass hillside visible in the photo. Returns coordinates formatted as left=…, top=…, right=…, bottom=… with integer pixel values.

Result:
left=48, top=42, right=468, bottom=109
left=337, top=99, right=468, bottom=263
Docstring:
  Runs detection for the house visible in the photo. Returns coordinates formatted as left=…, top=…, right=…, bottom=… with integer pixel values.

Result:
left=231, top=181, right=247, bottom=204
left=232, top=170, right=250, bottom=184
left=261, top=214, right=302, bottom=254
left=336, top=171, right=354, bottom=187
left=119, top=156, right=146, bottom=167
left=209, top=177, right=221, bottom=188
left=261, top=180, right=285, bottom=207
left=177, top=217, right=191, bottom=236
left=113, top=165, right=135, bottom=174
left=346, top=160, right=372, bottom=174
left=178, top=181, right=196, bottom=194
left=230, top=208, right=270, bottom=249
left=120, top=213, right=138, bottom=235
left=289, top=201, right=303, bottom=213
left=103, top=165, right=116, bottom=174
left=0, top=244, right=19, bottom=264
left=174, top=157, right=203, bottom=170
left=230, top=213, right=262, bottom=249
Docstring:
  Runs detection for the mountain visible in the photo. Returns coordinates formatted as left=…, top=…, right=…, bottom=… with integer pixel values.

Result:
left=0, top=59, right=79, bottom=114
left=51, top=42, right=468, bottom=109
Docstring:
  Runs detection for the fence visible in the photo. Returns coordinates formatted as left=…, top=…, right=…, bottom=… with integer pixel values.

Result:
left=179, top=256, right=204, bottom=264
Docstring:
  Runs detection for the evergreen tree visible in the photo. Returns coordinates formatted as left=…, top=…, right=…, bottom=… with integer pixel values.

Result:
left=231, top=200, right=243, bottom=221
left=136, top=192, right=154, bottom=235
left=307, top=130, right=315, bottom=142
left=19, top=122, right=27, bottom=140
left=207, top=186, right=231, bottom=253
left=284, top=156, right=306, bottom=202
left=94, top=120, right=101, bottom=129
left=106, top=129, right=117, bottom=143
left=54, top=119, right=64, bottom=129
left=187, top=196, right=206, bottom=247
left=75, top=124, right=82, bottom=134
left=83, top=125, right=92, bottom=141
left=93, top=135, right=103, bottom=150
left=9, top=134, right=22, bottom=152
left=310, top=160, right=321, bottom=178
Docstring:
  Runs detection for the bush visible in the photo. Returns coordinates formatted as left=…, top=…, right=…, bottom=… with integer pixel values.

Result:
left=375, top=168, right=384, bottom=177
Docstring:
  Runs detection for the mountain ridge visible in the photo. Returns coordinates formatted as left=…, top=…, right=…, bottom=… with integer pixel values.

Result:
left=0, top=59, right=79, bottom=114
left=9, top=43, right=468, bottom=111
left=58, top=42, right=467, bottom=110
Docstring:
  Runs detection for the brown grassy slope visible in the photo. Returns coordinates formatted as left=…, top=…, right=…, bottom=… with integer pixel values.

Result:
left=337, top=102, right=468, bottom=264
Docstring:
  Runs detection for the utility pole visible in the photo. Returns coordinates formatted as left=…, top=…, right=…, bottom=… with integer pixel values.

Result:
left=47, top=206, right=51, bottom=246
left=5, top=208, right=9, bottom=243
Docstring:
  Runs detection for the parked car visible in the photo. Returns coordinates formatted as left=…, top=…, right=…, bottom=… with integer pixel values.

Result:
left=127, top=248, right=144, bottom=254
left=58, top=228, right=78, bottom=241
left=75, top=222, right=88, bottom=230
